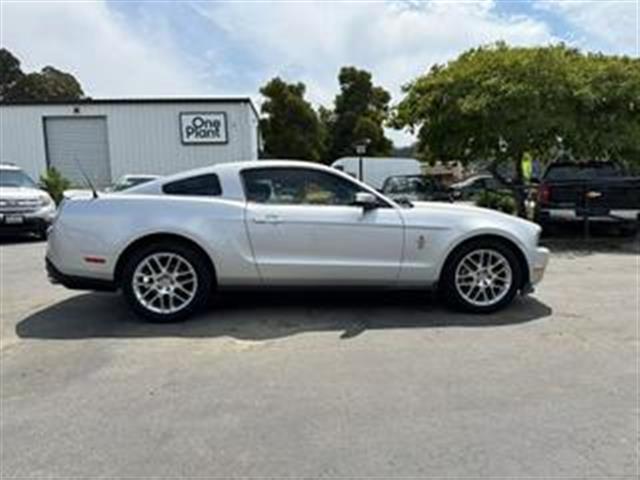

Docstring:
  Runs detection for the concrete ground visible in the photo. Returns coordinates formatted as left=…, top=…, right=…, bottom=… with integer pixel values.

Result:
left=0, top=236, right=638, bottom=477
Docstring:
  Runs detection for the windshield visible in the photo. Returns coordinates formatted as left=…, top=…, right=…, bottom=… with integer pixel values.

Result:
left=545, top=164, right=623, bottom=181
left=112, top=176, right=155, bottom=192
left=0, top=169, right=38, bottom=188
left=382, top=176, right=439, bottom=194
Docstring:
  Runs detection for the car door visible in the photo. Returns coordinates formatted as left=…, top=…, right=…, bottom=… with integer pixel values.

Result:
left=243, top=167, right=404, bottom=286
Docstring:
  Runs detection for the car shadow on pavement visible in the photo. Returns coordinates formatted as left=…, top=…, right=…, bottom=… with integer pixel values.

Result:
left=16, top=290, right=552, bottom=341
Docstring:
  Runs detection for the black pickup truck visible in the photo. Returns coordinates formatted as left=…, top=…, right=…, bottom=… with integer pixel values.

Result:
left=534, top=162, right=640, bottom=233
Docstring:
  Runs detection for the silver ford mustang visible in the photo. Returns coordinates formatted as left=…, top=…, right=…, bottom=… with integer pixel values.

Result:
left=46, top=160, right=549, bottom=322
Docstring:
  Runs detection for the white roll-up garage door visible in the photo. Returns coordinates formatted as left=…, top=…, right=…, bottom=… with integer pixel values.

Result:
left=44, top=117, right=111, bottom=188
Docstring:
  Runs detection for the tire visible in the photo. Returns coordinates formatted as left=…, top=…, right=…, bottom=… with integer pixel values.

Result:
left=620, top=221, right=639, bottom=237
left=36, top=227, right=48, bottom=241
left=440, top=239, right=522, bottom=313
left=121, top=241, right=213, bottom=322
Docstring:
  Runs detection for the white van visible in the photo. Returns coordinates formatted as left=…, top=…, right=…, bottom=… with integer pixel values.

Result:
left=331, top=157, right=421, bottom=190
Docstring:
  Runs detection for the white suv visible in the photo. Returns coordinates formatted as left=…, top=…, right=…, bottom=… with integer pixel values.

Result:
left=0, top=163, right=56, bottom=239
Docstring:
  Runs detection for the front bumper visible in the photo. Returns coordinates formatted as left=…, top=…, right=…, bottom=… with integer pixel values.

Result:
left=0, top=206, right=56, bottom=235
left=531, top=247, right=550, bottom=285
left=0, top=215, right=50, bottom=235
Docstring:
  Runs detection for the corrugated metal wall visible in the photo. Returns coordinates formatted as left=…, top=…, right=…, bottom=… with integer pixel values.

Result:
left=0, top=101, right=259, bottom=184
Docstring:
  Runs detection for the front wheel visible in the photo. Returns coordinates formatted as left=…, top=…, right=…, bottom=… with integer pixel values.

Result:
left=122, top=242, right=213, bottom=322
left=440, top=240, right=522, bottom=313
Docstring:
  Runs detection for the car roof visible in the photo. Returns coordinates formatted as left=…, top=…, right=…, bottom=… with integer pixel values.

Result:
left=121, top=174, right=160, bottom=179
left=161, top=160, right=335, bottom=181
left=127, top=160, right=347, bottom=194
left=0, top=163, right=21, bottom=171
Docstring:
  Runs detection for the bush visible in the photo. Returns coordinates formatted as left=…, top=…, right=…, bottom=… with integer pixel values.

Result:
left=39, top=167, right=71, bottom=205
left=475, top=190, right=517, bottom=215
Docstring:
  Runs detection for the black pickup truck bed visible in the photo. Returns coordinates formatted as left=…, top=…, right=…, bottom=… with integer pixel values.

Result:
left=535, top=162, right=640, bottom=230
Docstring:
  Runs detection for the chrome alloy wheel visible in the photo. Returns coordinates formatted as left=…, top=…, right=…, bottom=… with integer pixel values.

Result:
left=132, top=252, right=198, bottom=315
left=454, top=249, right=513, bottom=308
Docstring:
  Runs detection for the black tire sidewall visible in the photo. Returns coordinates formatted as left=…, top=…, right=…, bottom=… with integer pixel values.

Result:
left=122, top=242, right=212, bottom=322
left=441, top=239, right=522, bottom=313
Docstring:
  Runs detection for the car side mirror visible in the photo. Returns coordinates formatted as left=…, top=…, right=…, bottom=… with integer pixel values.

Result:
left=354, top=192, right=378, bottom=210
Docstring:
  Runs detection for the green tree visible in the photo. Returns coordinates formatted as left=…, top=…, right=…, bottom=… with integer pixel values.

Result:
left=566, top=53, right=640, bottom=168
left=1, top=48, right=84, bottom=102
left=39, top=167, right=71, bottom=205
left=0, top=48, right=24, bottom=100
left=259, top=77, right=326, bottom=162
left=327, top=66, right=392, bottom=160
left=393, top=43, right=640, bottom=216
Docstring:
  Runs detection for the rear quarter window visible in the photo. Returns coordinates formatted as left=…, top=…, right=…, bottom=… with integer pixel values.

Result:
left=162, top=174, right=222, bottom=196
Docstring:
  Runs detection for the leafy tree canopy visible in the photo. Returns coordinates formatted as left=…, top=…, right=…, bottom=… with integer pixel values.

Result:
left=393, top=42, right=640, bottom=167
left=0, top=48, right=84, bottom=102
left=0, top=48, right=24, bottom=99
left=326, top=66, right=392, bottom=160
left=393, top=42, right=640, bottom=215
left=259, top=77, right=326, bottom=162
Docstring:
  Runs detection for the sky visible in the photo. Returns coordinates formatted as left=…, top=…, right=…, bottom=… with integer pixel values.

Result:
left=2, top=0, right=639, bottom=146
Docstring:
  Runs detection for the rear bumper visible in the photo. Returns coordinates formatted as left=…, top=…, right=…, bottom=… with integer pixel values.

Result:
left=46, top=257, right=117, bottom=292
left=537, top=208, right=640, bottom=223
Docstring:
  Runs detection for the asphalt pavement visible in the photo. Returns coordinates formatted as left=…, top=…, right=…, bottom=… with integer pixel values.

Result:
left=1, top=237, right=638, bottom=477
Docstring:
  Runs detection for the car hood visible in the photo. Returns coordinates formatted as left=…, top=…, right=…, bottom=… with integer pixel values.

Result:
left=0, top=186, right=44, bottom=200
left=409, top=200, right=538, bottom=231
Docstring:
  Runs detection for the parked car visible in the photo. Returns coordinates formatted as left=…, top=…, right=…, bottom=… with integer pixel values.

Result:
left=0, top=163, right=56, bottom=239
left=46, top=160, right=549, bottom=321
left=381, top=174, right=451, bottom=203
left=449, top=174, right=504, bottom=201
left=107, top=174, right=160, bottom=192
left=331, top=157, right=421, bottom=190
left=535, top=161, right=640, bottom=233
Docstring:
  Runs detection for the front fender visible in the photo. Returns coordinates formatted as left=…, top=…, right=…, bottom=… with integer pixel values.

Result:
left=433, top=227, right=533, bottom=285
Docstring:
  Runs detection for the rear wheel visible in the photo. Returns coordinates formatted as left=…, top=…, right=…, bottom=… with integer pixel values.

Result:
left=440, top=239, right=522, bottom=313
left=122, top=242, right=213, bottom=322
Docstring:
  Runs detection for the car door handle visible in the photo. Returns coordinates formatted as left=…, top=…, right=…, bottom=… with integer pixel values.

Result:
left=253, top=214, right=281, bottom=224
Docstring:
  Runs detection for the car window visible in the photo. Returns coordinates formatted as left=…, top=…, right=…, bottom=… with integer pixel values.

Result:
left=485, top=177, right=500, bottom=189
left=0, top=169, right=37, bottom=188
left=162, top=174, right=222, bottom=196
left=243, top=168, right=365, bottom=206
left=383, top=176, right=434, bottom=194
left=469, top=178, right=485, bottom=190
left=545, top=164, right=623, bottom=181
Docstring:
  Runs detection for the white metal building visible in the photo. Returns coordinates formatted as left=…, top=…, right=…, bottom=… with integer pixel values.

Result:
left=0, top=98, right=260, bottom=187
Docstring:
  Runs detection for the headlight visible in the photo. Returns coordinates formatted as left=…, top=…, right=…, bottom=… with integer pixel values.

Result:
left=39, top=194, right=53, bottom=207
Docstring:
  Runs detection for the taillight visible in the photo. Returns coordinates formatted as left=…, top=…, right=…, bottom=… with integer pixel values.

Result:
left=538, top=183, right=551, bottom=204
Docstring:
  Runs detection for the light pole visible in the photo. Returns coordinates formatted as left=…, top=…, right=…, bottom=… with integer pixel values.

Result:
left=354, top=138, right=371, bottom=182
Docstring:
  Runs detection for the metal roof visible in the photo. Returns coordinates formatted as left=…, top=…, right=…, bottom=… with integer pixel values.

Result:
left=1, top=97, right=260, bottom=118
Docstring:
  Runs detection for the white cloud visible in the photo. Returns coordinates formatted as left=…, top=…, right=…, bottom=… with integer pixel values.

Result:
left=0, top=0, right=209, bottom=97
left=537, top=0, right=638, bottom=56
left=193, top=0, right=557, bottom=145
left=3, top=0, right=590, bottom=146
